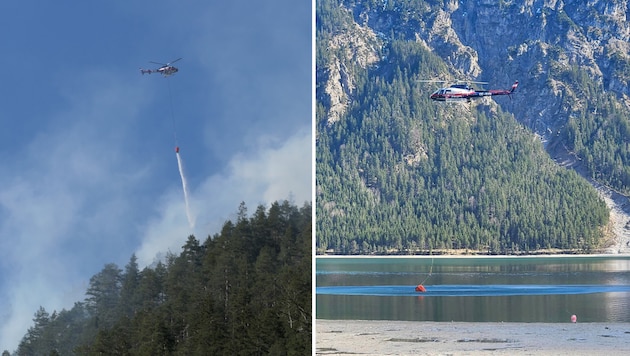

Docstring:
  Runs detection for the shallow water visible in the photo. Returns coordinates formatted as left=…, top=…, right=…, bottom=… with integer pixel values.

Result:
left=316, top=256, right=630, bottom=322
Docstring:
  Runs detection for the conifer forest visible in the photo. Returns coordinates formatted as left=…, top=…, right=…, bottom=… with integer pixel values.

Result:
left=10, top=201, right=311, bottom=355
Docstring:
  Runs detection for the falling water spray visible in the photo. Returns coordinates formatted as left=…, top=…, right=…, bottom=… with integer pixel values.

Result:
left=175, top=148, right=195, bottom=229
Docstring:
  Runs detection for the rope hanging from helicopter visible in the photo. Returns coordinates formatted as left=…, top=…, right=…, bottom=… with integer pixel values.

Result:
left=167, top=77, right=179, bottom=149
left=139, top=57, right=182, bottom=152
left=420, top=257, right=434, bottom=285
left=415, top=257, right=434, bottom=293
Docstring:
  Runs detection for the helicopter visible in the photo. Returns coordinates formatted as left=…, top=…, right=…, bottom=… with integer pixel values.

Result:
left=423, top=80, right=518, bottom=102
left=140, top=58, right=182, bottom=76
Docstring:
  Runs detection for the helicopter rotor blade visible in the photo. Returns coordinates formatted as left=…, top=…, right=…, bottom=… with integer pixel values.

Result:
left=149, top=61, right=167, bottom=66
left=453, top=80, right=489, bottom=85
left=168, top=58, right=182, bottom=65
left=418, top=79, right=448, bottom=83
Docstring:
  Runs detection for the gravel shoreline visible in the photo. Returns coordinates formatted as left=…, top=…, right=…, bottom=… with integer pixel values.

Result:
left=316, top=319, right=630, bottom=355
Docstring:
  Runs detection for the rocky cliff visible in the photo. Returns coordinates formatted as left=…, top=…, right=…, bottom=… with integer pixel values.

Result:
left=321, top=0, right=630, bottom=134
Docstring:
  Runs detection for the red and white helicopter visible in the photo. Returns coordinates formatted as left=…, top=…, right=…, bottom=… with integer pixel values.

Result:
left=424, top=80, right=518, bottom=102
left=140, top=58, right=182, bottom=76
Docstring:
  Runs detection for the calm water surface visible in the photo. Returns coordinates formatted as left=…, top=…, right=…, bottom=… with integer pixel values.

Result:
left=316, top=256, right=630, bottom=322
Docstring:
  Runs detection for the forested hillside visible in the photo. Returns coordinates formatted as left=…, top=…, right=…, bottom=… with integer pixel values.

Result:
left=7, top=201, right=311, bottom=355
left=316, top=0, right=627, bottom=254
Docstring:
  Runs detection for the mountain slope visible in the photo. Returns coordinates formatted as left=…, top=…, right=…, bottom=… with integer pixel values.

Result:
left=316, top=0, right=630, bottom=254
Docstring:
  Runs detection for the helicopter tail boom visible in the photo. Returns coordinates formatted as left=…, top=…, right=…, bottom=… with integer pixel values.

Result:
left=486, top=80, right=519, bottom=96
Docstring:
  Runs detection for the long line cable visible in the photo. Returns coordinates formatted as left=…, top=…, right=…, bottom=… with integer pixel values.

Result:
left=167, top=77, right=178, bottom=147
left=420, top=257, right=434, bottom=285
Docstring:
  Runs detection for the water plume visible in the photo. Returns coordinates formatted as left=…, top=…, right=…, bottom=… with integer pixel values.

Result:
left=176, top=151, right=195, bottom=229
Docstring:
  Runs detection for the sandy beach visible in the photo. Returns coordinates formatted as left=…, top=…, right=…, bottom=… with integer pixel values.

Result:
left=316, top=319, right=630, bottom=355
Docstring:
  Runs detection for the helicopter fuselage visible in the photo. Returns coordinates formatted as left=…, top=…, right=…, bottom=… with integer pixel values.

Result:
left=429, top=81, right=518, bottom=102
left=140, top=65, right=178, bottom=76
left=157, top=66, right=178, bottom=76
left=140, top=58, right=182, bottom=77
left=430, top=84, right=475, bottom=102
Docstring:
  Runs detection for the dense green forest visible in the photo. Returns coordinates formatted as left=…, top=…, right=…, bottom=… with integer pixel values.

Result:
left=8, top=201, right=311, bottom=355
left=316, top=0, right=611, bottom=254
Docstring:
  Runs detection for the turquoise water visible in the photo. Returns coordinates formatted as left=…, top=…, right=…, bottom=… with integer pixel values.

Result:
left=316, top=256, right=630, bottom=322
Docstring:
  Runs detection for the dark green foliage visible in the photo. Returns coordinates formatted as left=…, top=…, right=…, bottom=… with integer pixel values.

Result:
left=559, top=65, right=630, bottom=194
left=16, top=303, right=93, bottom=356
left=316, top=0, right=609, bottom=254
left=14, top=201, right=311, bottom=355
left=85, top=263, right=122, bottom=331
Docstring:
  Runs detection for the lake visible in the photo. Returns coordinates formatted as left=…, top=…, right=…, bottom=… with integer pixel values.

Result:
left=316, top=256, right=630, bottom=322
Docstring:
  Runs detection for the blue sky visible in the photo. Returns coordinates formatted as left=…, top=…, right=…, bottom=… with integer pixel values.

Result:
left=0, top=1, right=312, bottom=350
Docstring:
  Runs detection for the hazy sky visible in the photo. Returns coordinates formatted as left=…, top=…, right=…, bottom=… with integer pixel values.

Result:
left=0, top=1, right=311, bottom=350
